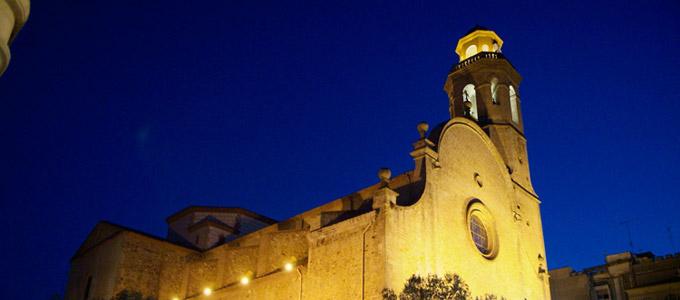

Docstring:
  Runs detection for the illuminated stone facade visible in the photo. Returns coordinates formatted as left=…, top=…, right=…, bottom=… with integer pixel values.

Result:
left=550, top=252, right=680, bottom=300
left=65, top=27, right=551, bottom=300
left=0, top=0, right=29, bottom=76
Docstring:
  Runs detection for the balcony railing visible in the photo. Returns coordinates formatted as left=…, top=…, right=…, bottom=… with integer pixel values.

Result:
left=451, top=51, right=509, bottom=72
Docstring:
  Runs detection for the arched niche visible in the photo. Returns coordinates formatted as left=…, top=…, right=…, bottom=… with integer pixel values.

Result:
left=490, top=77, right=499, bottom=104
left=463, top=84, right=478, bottom=120
left=509, top=85, right=518, bottom=123
left=465, top=45, right=478, bottom=59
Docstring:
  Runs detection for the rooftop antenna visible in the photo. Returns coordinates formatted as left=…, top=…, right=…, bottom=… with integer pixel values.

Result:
left=620, top=219, right=635, bottom=252
left=668, top=226, right=677, bottom=252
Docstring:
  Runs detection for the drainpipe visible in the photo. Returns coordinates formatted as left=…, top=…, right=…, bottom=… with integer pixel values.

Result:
left=296, top=266, right=303, bottom=300
left=361, top=217, right=375, bottom=300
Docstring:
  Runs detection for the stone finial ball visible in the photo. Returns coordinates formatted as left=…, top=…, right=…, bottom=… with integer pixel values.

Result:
left=378, top=168, right=392, bottom=182
left=417, top=122, right=429, bottom=138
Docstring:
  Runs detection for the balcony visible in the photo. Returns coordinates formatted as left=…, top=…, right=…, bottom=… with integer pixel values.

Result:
left=451, top=51, right=510, bottom=72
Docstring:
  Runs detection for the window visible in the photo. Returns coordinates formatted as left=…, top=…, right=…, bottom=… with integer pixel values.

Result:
left=469, top=215, right=490, bottom=255
left=594, top=285, right=611, bottom=300
left=467, top=201, right=498, bottom=259
left=509, top=85, right=518, bottom=123
left=462, top=84, right=478, bottom=120
left=465, top=45, right=477, bottom=59
left=481, top=44, right=489, bottom=52
left=490, top=77, right=499, bottom=104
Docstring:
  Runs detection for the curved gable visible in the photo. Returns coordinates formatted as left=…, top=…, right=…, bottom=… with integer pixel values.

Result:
left=436, top=117, right=513, bottom=190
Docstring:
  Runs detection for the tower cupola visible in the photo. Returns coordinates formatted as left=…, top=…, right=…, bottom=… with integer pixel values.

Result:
left=444, top=27, right=521, bottom=130
left=455, top=26, right=503, bottom=61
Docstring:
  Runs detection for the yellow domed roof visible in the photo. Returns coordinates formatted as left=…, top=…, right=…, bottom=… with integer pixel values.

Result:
left=455, top=27, right=504, bottom=62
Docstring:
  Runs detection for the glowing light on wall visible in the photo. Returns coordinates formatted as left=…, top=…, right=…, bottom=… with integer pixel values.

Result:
left=283, top=257, right=297, bottom=272
left=284, top=262, right=295, bottom=272
left=203, top=287, right=212, bottom=296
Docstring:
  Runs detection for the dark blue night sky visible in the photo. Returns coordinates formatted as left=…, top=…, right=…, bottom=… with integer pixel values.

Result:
left=1, top=0, right=679, bottom=298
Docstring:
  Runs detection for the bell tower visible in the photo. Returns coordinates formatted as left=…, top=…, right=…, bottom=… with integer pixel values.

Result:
left=443, top=26, right=534, bottom=193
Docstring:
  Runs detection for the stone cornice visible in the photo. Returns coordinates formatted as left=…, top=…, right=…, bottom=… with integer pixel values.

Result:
left=0, top=43, right=8, bottom=75
left=5, top=0, right=29, bottom=23
left=166, top=206, right=278, bottom=225
left=309, top=210, right=376, bottom=244
left=5, top=0, right=30, bottom=42
left=0, top=0, right=29, bottom=76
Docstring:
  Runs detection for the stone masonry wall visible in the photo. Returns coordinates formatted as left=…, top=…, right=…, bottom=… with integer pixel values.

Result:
left=115, top=232, right=194, bottom=300
left=383, top=118, right=549, bottom=299
left=65, top=235, right=124, bottom=300
left=305, top=211, right=378, bottom=300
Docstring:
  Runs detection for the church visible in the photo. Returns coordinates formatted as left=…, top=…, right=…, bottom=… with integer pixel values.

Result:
left=65, top=27, right=551, bottom=300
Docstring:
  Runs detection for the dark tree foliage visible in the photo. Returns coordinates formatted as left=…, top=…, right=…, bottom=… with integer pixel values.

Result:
left=382, top=288, right=398, bottom=300
left=382, top=273, right=504, bottom=300
left=475, top=294, right=507, bottom=300
left=382, top=273, right=470, bottom=300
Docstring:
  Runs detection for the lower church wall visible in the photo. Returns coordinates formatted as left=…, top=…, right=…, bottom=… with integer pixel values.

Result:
left=116, top=233, right=192, bottom=300
left=181, top=228, right=310, bottom=298
left=65, top=235, right=124, bottom=300
left=304, top=215, right=373, bottom=299
left=211, top=269, right=302, bottom=299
